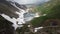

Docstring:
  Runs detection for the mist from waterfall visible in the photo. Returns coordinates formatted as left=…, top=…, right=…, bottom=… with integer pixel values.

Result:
left=14, top=0, right=50, bottom=4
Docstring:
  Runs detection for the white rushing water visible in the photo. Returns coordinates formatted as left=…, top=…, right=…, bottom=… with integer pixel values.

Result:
left=0, top=8, right=39, bottom=30
left=34, top=27, right=43, bottom=32
left=0, top=0, right=50, bottom=30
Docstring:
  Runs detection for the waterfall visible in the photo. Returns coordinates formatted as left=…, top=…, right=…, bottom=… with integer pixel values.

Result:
left=0, top=0, right=40, bottom=30
left=0, top=7, right=39, bottom=30
left=0, top=0, right=50, bottom=30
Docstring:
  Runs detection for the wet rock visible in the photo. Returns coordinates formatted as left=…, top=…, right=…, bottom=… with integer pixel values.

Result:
left=0, top=0, right=27, bottom=18
left=0, top=15, right=15, bottom=34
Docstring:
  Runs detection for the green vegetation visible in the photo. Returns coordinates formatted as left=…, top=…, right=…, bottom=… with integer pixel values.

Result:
left=30, top=16, right=48, bottom=27
left=31, top=0, right=60, bottom=27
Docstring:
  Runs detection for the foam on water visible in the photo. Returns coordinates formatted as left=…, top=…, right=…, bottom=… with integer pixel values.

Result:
left=34, top=27, right=43, bottom=32
left=0, top=8, right=39, bottom=30
left=0, top=0, right=41, bottom=30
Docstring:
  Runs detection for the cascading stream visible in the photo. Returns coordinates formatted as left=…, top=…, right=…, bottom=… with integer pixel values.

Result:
left=1, top=7, right=39, bottom=30
left=0, top=0, right=50, bottom=30
left=16, top=9, right=29, bottom=24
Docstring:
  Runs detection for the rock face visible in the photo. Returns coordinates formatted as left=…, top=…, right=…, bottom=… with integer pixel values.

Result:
left=15, top=2, right=27, bottom=10
left=0, top=0, right=27, bottom=18
left=0, top=0, right=27, bottom=34
left=0, top=0, right=19, bottom=18
left=0, top=15, right=15, bottom=34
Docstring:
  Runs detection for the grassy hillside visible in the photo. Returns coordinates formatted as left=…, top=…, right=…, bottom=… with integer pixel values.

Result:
left=30, top=0, right=60, bottom=27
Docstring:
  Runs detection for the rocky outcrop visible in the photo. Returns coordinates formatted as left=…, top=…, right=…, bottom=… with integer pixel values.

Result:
left=0, top=0, right=27, bottom=18
left=0, top=0, right=19, bottom=18
left=0, top=15, right=15, bottom=34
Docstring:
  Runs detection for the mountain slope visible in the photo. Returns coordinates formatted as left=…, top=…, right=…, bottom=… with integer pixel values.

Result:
left=0, top=0, right=27, bottom=18
left=30, top=0, right=60, bottom=27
